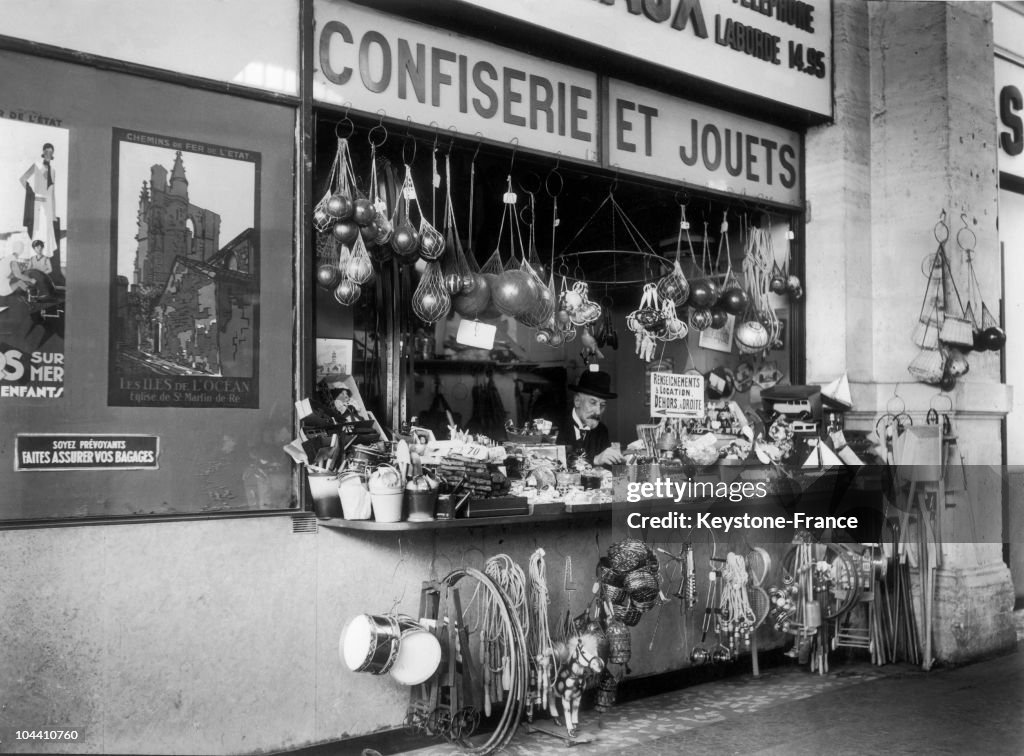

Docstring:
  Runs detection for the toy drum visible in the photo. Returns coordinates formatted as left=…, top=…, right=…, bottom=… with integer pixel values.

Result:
left=339, top=614, right=411, bottom=675
left=389, top=624, right=442, bottom=686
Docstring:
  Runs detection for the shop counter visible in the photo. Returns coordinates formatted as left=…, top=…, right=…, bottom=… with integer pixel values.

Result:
left=317, top=465, right=884, bottom=538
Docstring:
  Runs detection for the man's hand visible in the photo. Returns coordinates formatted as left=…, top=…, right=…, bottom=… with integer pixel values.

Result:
left=594, top=447, right=625, bottom=466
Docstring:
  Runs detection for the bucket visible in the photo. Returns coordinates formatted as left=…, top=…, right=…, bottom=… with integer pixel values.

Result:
left=307, top=472, right=342, bottom=519
left=338, top=473, right=372, bottom=520
left=371, top=488, right=405, bottom=523
left=406, top=490, right=438, bottom=522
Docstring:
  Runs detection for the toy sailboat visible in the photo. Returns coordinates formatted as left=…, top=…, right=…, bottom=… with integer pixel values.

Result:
left=821, top=373, right=853, bottom=409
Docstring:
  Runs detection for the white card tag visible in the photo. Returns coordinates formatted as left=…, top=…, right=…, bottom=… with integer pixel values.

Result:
left=503, top=191, right=517, bottom=204
left=403, top=185, right=417, bottom=200
left=456, top=319, right=497, bottom=349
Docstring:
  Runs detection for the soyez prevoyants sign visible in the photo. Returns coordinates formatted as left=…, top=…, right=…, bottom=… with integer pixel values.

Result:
left=650, top=372, right=705, bottom=418
left=16, top=434, right=160, bottom=471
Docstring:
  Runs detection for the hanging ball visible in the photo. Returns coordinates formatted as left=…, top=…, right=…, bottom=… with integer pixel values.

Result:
left=391, top=222, right=421, bottom=264
left=939, top=370, right=957, bottom=391
left=452, top=273, right=491, bottom=318
left=709, top=307, right=730, bottom=329
left=345, top=255, right=374, bottom=285
left=352, top=198, right=376, bottom=227
left=720, top=286, right=749, bottom=315
left=316, top=263, right=341, bottom=289
left=333, top=278, right=361, bottom=306
left=770, top=275, right=789, bottom=294
left=687, top=279, right=716, bottom=308
left=557, top=309, right=571, bottom=326
left=787, top=275, right=804, bottom=300
left=735, top=319, right=769, bottom=349
left=459, top=274, right=477, bottom=295
left=947, top=349, right=970, bottom=378
left=981, top=326, right=1006, bottom=351
left=359, top=221, right=380, bottom=244
left=444, top=273, right=463, bottom=295
left=549, top=329, right=565, bottom=347
left=418, top=230, right=446, bottom=261
left=325, top=193, right=353, bottom=220
left=657, top=274, right=690, bottom=306
left=536, top=328, right=552, bottom=345
left=313, top=207, right=331, bottom=229
left=491, top=270, right=533, bottom=317
left=332, top=220, right=359, bottom=245
left=690, top=308, right=713, bottom=331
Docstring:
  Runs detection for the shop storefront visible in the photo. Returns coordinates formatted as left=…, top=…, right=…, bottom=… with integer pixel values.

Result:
left=0, top=2, right=1016, bottom=755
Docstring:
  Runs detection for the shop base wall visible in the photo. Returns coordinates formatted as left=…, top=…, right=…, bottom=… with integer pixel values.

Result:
left=0, top=516, right=798, bottom=755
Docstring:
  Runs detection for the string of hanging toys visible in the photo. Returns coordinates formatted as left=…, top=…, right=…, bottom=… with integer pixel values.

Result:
left=315, top=113, right=807, bottom=370
left=908, top=210, right=1005, bottom=389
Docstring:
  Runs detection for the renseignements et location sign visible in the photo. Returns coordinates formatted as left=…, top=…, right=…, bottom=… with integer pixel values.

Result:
left=15, top=434, right=160, bottom=471
left=650, top=371, right=705, bottom=418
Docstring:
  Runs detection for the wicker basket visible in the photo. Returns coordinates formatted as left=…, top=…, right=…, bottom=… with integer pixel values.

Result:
left=600, top=583, right=627, bottom=605
left=595, top=669, right=618, bottom=710
left=631, top=596, right=659, bottom=613
left=608, top=538, right=649, bottom=574
left=625, top=568, right=660, bottom=603
left=605, top=619, right=632, bottom=664
left=596, top=557, right=626, bottom=588
left=611, top=598, right=643, bottom=627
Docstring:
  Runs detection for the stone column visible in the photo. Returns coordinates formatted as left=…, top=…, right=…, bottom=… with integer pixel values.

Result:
left=806, top=0, right=1015, bottom=664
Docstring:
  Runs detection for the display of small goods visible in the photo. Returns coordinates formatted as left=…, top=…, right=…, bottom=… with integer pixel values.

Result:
left=334, top=514, right=919, bottom=752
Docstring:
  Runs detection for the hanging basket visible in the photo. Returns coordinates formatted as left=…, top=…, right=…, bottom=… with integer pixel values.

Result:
left=624, top=568, right=659, bottom=603
left=604, top=619, right=631, bottom=664
left=938, top=315, right=974, bottom=349
left=608, top=538, right=649, bottom=574
left=907, top=347, right=946, bottom=385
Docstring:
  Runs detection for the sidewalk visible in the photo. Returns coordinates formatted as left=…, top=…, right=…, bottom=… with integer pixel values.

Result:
left=308, top=612, right=1024, bottom=756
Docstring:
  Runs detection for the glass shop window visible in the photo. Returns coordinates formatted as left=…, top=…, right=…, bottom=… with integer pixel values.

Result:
left=311, top=113, right=804, bottom=447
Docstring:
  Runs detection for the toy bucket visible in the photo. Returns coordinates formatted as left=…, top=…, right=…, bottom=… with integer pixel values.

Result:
left=338, top=473, right=371, bottom=520
left=371, top=488, right=405, bottom=523
left=307, top=472, right=342, bottom=519
left=406, top=490, right=438, bottom=522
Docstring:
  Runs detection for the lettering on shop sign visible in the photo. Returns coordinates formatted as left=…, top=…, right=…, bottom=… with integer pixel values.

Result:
left=319, top=25, right=593, bottom=140
left=15, top=434, right=160, bottom=471
left=999, top=85, right=1023, bottom=157
left=314, top=0, right=599, bottom=161
left=591, top=0, right=825, bottom=77
left=608, top=79, right=802, bottom=205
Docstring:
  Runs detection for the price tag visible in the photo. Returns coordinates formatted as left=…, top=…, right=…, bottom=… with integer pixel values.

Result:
left=455, top=319, right=496, bottom=349
left=433, top=171, right=441, bottom=188
left=503, top=191, right=517, bottom=204
left=403, top=185, right=417, bottom=200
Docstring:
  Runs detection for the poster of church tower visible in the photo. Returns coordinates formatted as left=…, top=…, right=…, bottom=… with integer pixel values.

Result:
left=108, top=128, right=260, bottom=408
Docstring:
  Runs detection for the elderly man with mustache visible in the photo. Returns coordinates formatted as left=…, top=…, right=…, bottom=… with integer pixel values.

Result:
left=552, top=367, right=625, bottom=466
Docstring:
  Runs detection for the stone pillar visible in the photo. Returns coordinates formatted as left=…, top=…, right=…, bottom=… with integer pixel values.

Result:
left=806, top=0, right=1015, bottom=664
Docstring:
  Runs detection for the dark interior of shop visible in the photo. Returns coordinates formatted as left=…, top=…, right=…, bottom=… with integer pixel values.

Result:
left=313, top=111, right=804, bottom=438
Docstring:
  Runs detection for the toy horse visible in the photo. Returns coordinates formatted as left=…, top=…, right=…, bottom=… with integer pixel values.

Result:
left=549, top=631, right=605, bottom=738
